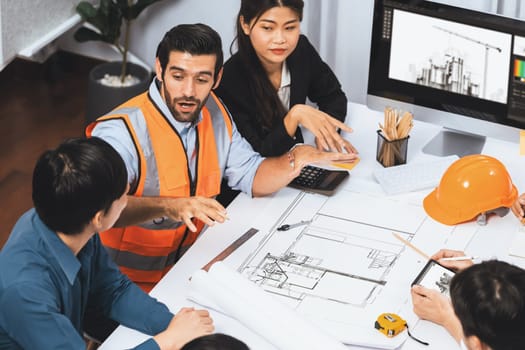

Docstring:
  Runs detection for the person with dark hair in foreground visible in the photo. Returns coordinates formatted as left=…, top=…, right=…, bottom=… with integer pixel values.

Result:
left=181, top=333, right=249, bottom=350
left=411, top=257, right=525, bottom=350
left=0, top=137, right=213, bottom=349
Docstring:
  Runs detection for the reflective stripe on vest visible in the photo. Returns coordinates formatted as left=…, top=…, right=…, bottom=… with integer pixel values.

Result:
left=86, top=91, right=232, bottom=291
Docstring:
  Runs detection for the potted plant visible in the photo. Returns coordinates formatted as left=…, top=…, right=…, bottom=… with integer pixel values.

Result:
left=75, top=0, right=163, bottom=124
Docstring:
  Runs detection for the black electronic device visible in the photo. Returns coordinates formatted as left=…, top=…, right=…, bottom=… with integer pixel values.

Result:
left=412, top=259, right=456, bottom=297
left=288, top=165, right=349, bottom=196
left=368, top=0, right=525, bottom=156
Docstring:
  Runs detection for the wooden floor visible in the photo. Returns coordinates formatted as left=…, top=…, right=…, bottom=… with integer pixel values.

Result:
left=0, top=52, right=101, bottom=248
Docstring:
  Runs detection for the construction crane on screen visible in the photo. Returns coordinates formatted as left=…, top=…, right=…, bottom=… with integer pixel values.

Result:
left=433, top=25, right=502, bottom=99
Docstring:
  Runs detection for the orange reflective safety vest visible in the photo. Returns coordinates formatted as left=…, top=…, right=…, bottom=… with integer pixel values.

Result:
left=86, top=91, right=233, bottom=292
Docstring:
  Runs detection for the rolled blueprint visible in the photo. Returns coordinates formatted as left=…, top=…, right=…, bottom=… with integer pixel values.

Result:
left=188, top=262, right=348, bottom=350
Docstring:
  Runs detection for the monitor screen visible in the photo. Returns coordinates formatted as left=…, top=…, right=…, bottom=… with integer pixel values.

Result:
left=368, top=0, right=525, bottom=153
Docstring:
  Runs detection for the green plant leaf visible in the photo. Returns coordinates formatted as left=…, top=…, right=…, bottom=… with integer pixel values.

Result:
left=75, top=1, right=120, bottom=43
left=74, top=0, right=163, bottom=79
left=75, top=0, right=162, bottom=42
left=105, top=10, right=123, bottom=41
left=76, top=2, right=97, bottom=19
left=74, top=27, right=105, bottom=43
left=99, top=0, right=114, bottom=18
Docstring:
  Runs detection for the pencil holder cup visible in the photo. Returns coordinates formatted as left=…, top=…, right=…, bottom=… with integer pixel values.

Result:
left=376, top=130, right=409, bottom=167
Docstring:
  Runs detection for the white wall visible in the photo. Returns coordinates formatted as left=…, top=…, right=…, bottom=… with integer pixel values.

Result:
left=58, top=0, right=371, bottom=102
left=0, top=0, right=79, bottom=70
left=306, top=0, right=375, bottom=104
left=56, top=0, right=511, bottom=105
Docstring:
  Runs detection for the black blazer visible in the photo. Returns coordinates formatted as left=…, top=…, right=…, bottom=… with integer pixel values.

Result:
left=215, top=35, right=347, bottom=156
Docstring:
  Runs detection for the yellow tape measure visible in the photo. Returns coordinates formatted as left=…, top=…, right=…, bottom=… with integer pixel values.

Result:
left=374, top=313, right=429, bottom=346
left=374, top=313, right=407, bottom=337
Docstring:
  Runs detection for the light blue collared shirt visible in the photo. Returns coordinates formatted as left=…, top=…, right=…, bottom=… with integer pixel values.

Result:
left=92, top=80, right=264, bottom=196
left=0, top=209, right=173, bottom=349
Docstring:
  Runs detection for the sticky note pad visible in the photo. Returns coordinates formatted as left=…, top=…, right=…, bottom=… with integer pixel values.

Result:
left=331, top=157, right=360, bottom=170
left=520, top=130, right=525, bottom=156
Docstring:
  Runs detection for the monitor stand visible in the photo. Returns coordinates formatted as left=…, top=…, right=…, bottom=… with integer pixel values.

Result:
left=422, top=129, right=486, bottom=157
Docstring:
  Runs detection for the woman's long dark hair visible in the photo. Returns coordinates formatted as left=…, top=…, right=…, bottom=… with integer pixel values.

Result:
left=233, top=0, right=304, bottom=130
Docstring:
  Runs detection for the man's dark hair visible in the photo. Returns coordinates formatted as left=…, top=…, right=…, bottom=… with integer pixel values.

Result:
left=156, top=23, right=223, bottom=81
left=450, top=260, right=525, bottom=350
left=32, top=137, right=128, bottom=235
left=181, top=333, right=249, bottom=350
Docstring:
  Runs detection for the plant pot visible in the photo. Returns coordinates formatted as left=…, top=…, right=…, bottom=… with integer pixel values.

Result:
left=85, top=61, right=151, bottom=125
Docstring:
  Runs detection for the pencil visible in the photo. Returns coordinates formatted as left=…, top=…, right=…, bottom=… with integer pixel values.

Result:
left=392, top=232, right=430, bottom=260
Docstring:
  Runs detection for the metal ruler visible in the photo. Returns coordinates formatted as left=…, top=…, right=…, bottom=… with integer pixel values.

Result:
left=201, top=227, right=259, bottom=271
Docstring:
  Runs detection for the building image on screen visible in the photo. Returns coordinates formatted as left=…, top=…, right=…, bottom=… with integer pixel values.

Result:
left=388, top=9, right=511, bottom=104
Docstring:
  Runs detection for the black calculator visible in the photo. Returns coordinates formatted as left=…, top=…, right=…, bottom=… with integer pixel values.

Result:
left=288, top=165, right=349, bottom=196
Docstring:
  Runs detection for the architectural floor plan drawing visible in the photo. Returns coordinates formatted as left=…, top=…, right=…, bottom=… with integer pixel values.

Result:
left=241, top=215, right=405, bottom=309
left=234, top=188, right=452, bottom=347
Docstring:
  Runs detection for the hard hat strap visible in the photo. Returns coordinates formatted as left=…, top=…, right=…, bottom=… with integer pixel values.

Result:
left=476, top=212, right=487, bottom=226
left=476, top=207, right=510, bottom=226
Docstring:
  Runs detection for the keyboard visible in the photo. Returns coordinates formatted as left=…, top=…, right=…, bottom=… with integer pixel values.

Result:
left=373, top=155, right=459, bottom=195
left=289, top=165, right=349, bottom=196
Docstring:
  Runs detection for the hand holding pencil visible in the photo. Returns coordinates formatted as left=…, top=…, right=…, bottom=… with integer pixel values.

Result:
left=431, top=249, right=475, bottom=271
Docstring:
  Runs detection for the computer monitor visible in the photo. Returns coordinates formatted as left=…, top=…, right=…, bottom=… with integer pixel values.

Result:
left=367, top=0, right=525, bottom=156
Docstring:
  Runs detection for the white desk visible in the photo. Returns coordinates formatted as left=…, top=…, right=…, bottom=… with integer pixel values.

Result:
left=101, top=102, right=524, bottom=350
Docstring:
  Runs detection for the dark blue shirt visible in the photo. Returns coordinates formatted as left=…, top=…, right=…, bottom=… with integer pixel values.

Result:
left=0, top=209, right=173, bottom=349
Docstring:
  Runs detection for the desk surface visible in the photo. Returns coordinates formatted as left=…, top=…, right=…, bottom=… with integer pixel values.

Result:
left=101, top=102, right=524, bottom=350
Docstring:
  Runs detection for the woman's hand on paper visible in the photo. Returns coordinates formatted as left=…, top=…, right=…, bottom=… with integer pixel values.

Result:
left=288, top=104, right=358, bottom=154
left=315, top=137, right=357, bottom=156
left=291, top=144, right=358, bottom=175
left=431, top=249, right=474, bottom=271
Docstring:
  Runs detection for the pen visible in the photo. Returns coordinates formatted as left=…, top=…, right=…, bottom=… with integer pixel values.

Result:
left=440, top=256, right=478, bottom=261
left=277, top=219, right=312, bottom=231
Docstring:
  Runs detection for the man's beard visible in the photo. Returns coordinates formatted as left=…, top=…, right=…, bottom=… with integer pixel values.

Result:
left=163, top=81, right=207, bottom=123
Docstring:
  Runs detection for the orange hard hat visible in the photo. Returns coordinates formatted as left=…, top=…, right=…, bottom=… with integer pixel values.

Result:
left=423, top=155, right=518, bottom=225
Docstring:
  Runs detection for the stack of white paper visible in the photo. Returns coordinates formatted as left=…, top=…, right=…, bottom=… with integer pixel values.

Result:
left=188, top=262, right=348, bottom=350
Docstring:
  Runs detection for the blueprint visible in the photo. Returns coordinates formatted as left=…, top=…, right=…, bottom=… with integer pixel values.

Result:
left=234, top=187, right=458, bottom=347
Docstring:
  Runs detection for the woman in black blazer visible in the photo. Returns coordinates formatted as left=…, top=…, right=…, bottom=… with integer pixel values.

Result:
left=215, top=0, right=358, bottom=158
